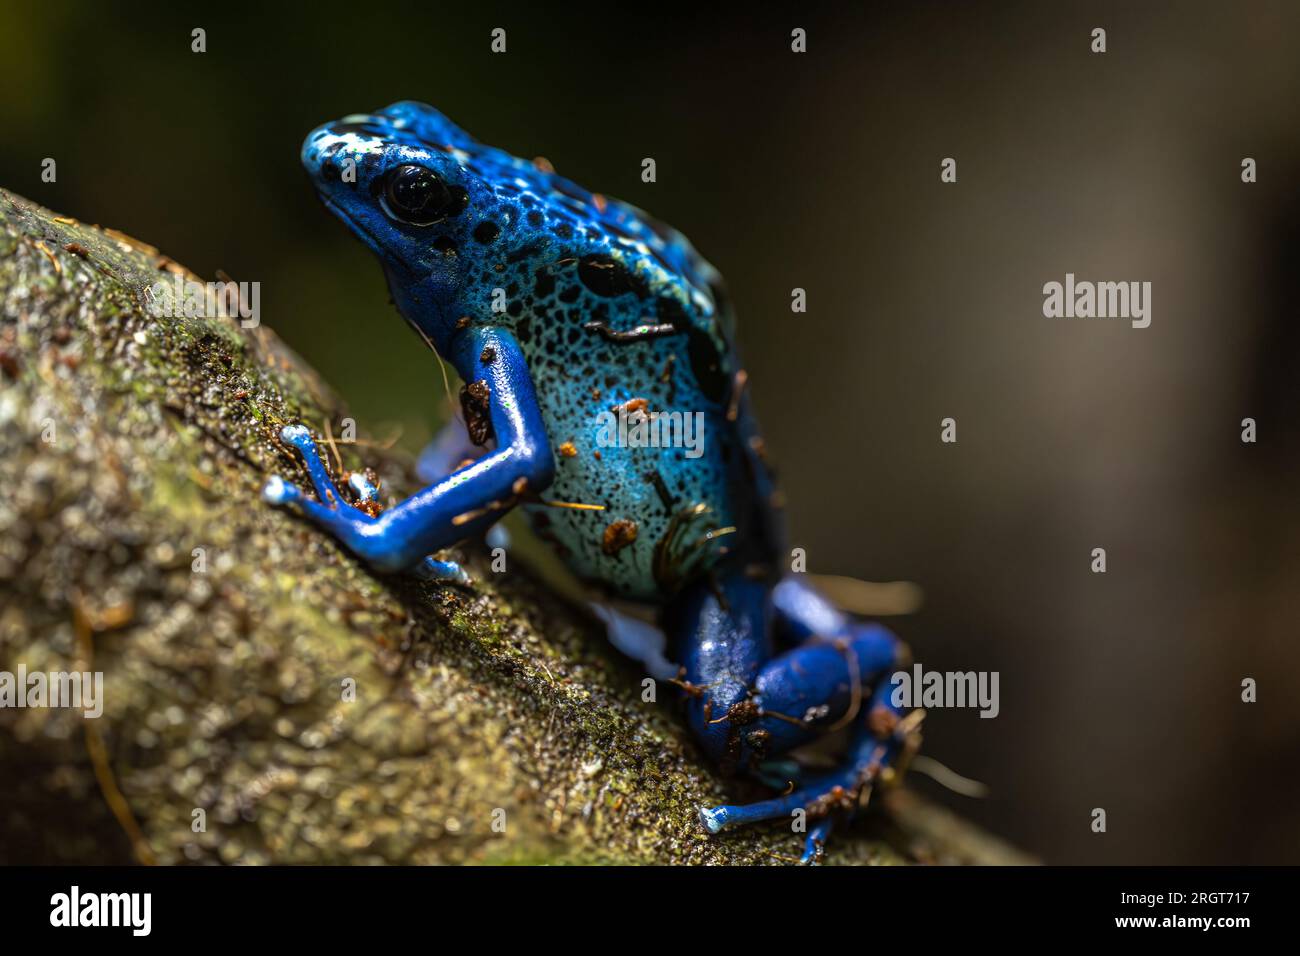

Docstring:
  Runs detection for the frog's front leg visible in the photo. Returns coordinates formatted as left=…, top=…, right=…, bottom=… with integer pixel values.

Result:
left=263, top=327, right=553, bottom=574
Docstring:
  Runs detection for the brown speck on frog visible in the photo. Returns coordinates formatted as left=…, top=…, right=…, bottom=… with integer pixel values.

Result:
left=805, top=784, right=858, bottom=818
left=613, top=397, right=649, bottom=418
left=601, top=518, right=638, bottom=556
left=723, top=699, right=760, bottom=726
left=868, top=704, right=900, bottom=739
left=459, top=379, right=493, bottom=446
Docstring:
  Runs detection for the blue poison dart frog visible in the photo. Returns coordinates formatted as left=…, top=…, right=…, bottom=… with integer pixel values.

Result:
left=264, top=102, right=918, bottom=863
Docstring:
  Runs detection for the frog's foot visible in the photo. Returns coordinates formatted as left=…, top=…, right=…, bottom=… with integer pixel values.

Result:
left=702, top=686, right=915, bottom=863
left=702, top=733, right=904, bottom=858
left=265, top=424, right=353, bottom=508
left=748, top=763, right=849, bottom=863
left=674, top=570, right=916, bottom=862
left=266, top=425, right=476, bottom=584
left=262, top=422, right=403, bottom=564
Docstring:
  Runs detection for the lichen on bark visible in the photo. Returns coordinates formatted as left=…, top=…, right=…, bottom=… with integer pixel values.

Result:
left=0, top=188, right=1030, bottom=865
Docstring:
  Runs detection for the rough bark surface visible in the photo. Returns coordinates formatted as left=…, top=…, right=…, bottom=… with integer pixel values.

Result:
left=0, top=188, right=1031, bottom=865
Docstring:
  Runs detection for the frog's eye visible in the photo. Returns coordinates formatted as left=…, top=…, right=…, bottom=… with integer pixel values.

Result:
left=382, top=165, right=465, bottom=226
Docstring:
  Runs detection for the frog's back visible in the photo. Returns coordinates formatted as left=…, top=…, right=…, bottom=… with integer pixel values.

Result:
left=505, top=189, right=778, bottom=602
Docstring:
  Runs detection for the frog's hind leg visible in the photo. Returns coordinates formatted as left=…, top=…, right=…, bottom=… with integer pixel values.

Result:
left=681, top=574, right=915, bottom=868
left=698, top=716, right=906, bottom=854
left=695, top=632, right=911, bottom=846
left=666, top=572, right=774, bottom=774
left=671, top=572, right=908, bottom=768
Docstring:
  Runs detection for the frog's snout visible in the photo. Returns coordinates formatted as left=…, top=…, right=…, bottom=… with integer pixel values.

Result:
left=300, top=123, right=357, bottom=183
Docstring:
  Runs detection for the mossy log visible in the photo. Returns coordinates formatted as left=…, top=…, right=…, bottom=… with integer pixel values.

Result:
left=0, top=188, right=1031, bottom=865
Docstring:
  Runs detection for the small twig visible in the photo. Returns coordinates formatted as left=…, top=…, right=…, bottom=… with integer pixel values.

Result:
left=71, top=593, right=156, bottom=866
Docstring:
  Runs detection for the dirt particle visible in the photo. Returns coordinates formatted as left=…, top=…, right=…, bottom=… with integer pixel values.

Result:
left=868, top=704, right=900, bottom=739
left=601, top=518, right=638, bottom=556
left=459, top=379, right=493, bottom=446
left=613, top=397, right=649, bottom=417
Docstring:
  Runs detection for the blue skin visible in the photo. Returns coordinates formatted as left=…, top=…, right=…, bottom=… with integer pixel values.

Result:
left=265, top=102, right=915, bottom=862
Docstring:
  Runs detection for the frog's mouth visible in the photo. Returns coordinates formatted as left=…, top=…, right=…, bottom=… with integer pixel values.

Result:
left=317, top=192, right=409, bottom=274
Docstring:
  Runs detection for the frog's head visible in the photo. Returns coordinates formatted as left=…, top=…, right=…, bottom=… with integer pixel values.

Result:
left=302, top=102, right=499, bottom=346
left=304, top=101, right=727, bottom=356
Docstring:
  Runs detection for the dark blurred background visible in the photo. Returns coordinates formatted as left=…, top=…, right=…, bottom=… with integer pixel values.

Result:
left=4, top=0, right=1297, bottom=863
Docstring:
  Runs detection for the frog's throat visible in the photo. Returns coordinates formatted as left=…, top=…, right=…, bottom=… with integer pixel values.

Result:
left=317, top=193, right=412, bottom=276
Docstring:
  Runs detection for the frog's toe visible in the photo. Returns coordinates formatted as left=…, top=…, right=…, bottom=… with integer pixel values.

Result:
left=698, top=771, right=862, bottom=850
left=800, top=816, right=835, bottom=865
left=697, top=805, right=730, bottom=834
left=278, top=422, right=314, bottom=449
left=275, top=422, right=349, bottom=508
left=263, top=471, right=354, bottom=526
left=261, top=474, right=301, bottom=507
left=416, top=557, right=472, bottom=586
left=348, top=471, right=379, bottom=503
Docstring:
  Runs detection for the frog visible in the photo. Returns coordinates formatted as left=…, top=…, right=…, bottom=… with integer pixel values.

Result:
left=264, top=101, right=918, bottom=863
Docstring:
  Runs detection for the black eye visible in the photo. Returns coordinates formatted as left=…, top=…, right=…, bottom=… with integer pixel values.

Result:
left=383, top=165, right=464, bottom=225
